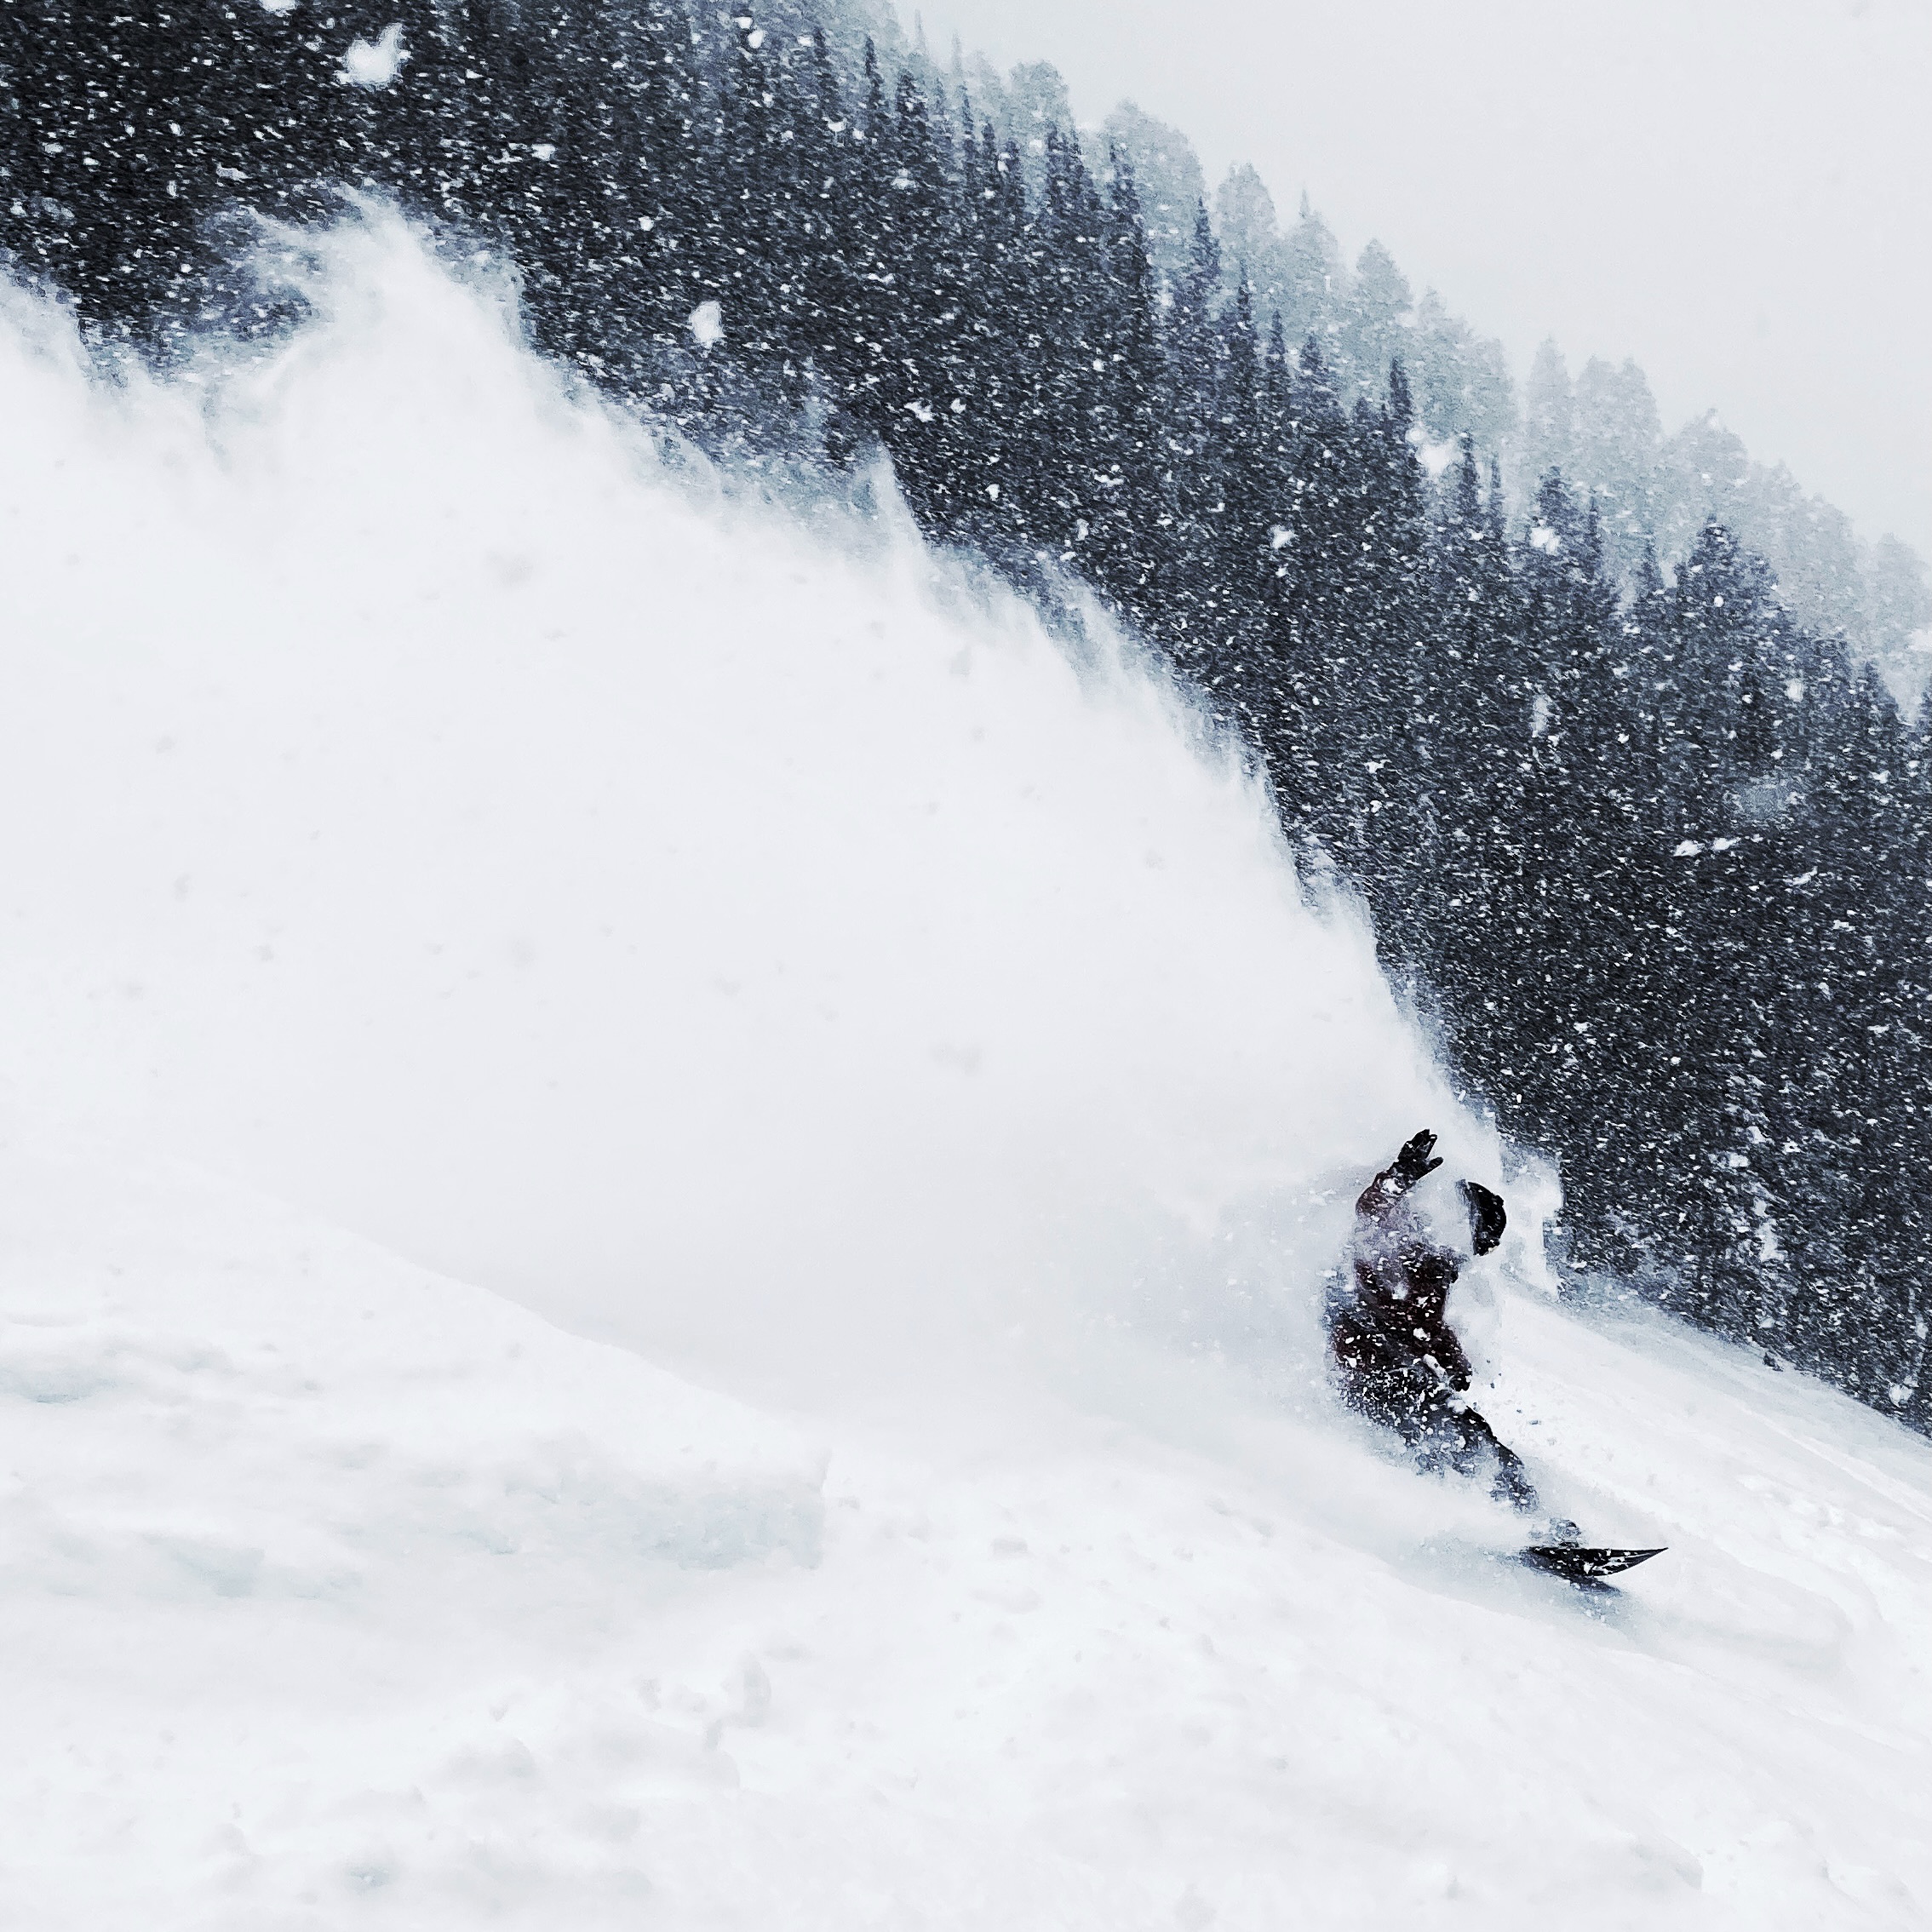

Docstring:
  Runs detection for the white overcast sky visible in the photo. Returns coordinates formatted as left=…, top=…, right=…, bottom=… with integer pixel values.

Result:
left=917, top=0, right=1932, bottom=564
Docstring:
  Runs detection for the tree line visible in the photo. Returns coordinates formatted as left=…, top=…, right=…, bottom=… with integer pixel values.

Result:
left=3, top=0, right=1927, bottom=1427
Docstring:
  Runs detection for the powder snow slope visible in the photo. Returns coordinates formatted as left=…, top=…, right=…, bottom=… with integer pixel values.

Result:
left=0, top=216, right=1927, bottom=1928
left=3, top=1144, right=1925, bottom=1929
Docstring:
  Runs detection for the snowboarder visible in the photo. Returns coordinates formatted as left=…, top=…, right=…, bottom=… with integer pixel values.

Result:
left=1329, top=1128, right=1539, bottom=1512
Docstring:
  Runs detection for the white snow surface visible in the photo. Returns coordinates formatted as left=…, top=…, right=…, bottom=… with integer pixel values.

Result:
left=0, top=217, right=1927, bottom=1926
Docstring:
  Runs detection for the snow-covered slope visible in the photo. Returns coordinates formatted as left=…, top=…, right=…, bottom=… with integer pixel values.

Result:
left=4, top=1144, right=1925, bottom=1928
left=0, top=217, right=1926, bottom=1927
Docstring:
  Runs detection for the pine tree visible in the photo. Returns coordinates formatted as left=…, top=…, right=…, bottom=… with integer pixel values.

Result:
left=1085, top=147, right=1164, bottom=618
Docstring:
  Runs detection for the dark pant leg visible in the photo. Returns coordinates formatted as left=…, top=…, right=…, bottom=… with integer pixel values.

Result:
left=1333, top=1322, right=1539, bottom=1513
left=1410, top=1390, right=1540, bottom=1514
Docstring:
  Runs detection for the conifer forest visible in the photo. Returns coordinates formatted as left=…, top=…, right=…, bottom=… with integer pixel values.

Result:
left=4, top=0, right=1929, bottom=1432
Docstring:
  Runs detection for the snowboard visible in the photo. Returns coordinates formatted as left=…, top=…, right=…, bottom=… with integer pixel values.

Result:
left=1519, top=1544, right=1665, bottom=1584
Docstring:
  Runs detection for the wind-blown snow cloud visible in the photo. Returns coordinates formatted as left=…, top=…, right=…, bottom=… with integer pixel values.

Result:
left=0, top=213, right=1471, bottom=1395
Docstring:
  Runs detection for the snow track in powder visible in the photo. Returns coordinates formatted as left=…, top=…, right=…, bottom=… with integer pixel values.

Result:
left=0, top=216, right=1925, bottom=1928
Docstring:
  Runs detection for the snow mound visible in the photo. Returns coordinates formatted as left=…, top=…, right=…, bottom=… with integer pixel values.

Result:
left=0, top=1149, right=824, bottom=1606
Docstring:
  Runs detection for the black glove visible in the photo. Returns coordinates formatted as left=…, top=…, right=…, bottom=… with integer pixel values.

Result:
left=1390, top=1129, right=1443, bottom=1190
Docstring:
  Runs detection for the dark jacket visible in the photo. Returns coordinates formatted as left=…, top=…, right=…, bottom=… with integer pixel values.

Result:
left=1330, top=1156, right=1474, bottom=1418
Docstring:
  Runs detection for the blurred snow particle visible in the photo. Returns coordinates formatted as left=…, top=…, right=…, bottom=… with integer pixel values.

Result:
left=1407, top=430, right=1459, bottom=479
left=260, top=0, right=299, bottom=14
left=1528, top=524, right=1561, bottom=554
left=688, top=299, right=724, bottom=349
left=341, top=23, right=408, bottom=89
left=1734, top=777, right=1796, bottom=826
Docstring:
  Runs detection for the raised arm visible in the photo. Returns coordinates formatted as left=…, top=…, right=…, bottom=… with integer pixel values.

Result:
left=1355, top=1128, right=1444, bottom=1223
